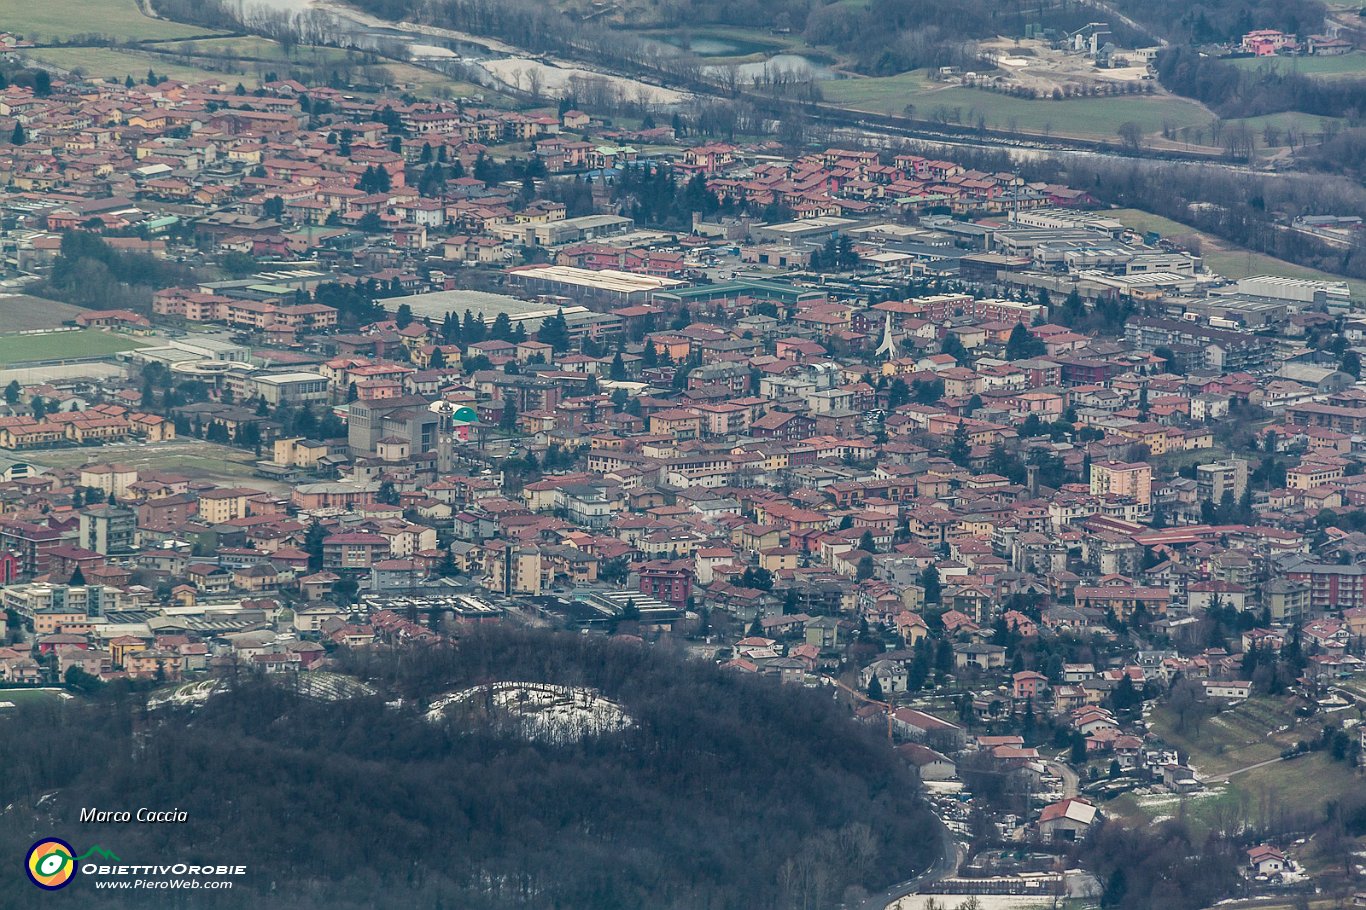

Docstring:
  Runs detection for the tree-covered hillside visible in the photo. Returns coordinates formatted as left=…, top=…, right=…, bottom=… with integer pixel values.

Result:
left=0, top=629, right=936, bottom=909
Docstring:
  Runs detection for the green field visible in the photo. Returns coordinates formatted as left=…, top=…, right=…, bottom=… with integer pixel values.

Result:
left=0, top=0, right=219, bottom=42
left=1229, top=51, right=1366, bottom=79
left=0, top=688, right=77, bottom=706
left=821, top=72, right=933, bottom=113
left=1109, top=207, right=1366, bottom=298
left=822, top=77, right=1212, bottom=142
left=1104, top=695, right=1362, bottom=837
left=32, top=439, right=293, bottom=492
left=20, top=46, right=260, bottom=85
left=0, top=330, right=147, bottom=365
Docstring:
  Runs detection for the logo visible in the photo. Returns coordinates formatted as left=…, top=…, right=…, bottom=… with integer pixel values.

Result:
left=25, top=839, right=76, bottom=890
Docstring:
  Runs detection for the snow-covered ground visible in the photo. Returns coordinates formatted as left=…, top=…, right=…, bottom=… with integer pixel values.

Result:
left=426, top=682, right=633, bottom=742
left=148, top=672, right=377, bottom=708
left=889, top=896, right=1052, bottom=910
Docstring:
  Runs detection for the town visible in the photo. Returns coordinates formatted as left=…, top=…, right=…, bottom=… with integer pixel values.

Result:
left=0, top=32, right=1363, bottom=910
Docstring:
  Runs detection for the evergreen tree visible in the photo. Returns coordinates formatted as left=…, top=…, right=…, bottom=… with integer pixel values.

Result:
left=858, top=530, right=877, bottom=553
left=948, top=423, right=971, bottom=467
left=537, top=309, right=571, bottom=352
left=920, top=565, right=942, bottom=603
left=9, top=122, right=24, bottom=145
left=867, top=673, right=884, bottom=701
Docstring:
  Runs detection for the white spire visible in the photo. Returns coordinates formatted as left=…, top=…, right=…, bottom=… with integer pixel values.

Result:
left=875, top=310, right=899, bottom=360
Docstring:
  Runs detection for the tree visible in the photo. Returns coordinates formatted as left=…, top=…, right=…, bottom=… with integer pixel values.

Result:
left=867, top=673, right=884, bottom=702
left=304, top=519, right=326, bottom=572
left=857, top=555, right=875, bottom=581
left=1117, top=121, right=1144, bottom=149
left=1070, top=731, right=1088, bottom=765
left=3, top=380, right=19, bottom=405
left=9, top=122, right=24, bottom=145
left=537, top=309, right=571, bottom=352
left=920, top=565, right=942, bottom=603
left=1005, top=323, right=1044, bottom=360
left=429, top=347, right=446, bottom=369
left=941, top=332, right=968, bottom=363
left=30, top=396, right=46, bottom=420
left=609, top=352, right=627, bottom=381
left=263, top=196, right=285, bottom=220
left=69, top=566, right=86, bottom=586
left=858, top=530, right=877, bottom=553
left=395, top=303, right=413, bottom=329
left=948, top=423, right=970, bottom=467
left=500, top=398, right=518, bottom=432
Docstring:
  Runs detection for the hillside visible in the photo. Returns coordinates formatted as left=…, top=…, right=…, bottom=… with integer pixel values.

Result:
left=0, top=629, right=937, bottom=909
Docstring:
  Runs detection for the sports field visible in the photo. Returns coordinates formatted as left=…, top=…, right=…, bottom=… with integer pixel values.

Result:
left=0, top=330, right=148, bottom=365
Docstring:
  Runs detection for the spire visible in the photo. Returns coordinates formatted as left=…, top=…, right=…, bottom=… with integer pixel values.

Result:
left=875, top=310, right=899, bottom=360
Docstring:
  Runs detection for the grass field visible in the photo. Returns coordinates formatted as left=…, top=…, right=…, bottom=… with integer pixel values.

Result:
left=34, top=439, right=293, bottom=493
left=1229, top=52, right=1366, bottom=79
left=1108, top=207, right=1366, bottom=298
left=20, top=46, right=260, bottom=85
left=822, top=77, right=1212, bottom=142
left=0, top=0, right=219, bottom=42
left=821, top=72, right=933, bottom=113
left=0, top=688, right=77, bottom=706
left=1105, top=695, right=1363, bottom=838
left=0, top=330, right=147, bottom=365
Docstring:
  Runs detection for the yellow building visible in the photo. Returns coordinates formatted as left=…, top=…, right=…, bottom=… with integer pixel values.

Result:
left=1090, top=461, right=1153, bottom=505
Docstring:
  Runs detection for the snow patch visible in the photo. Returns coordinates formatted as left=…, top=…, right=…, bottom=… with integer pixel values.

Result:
left=426, top=682, right=633, bottom=743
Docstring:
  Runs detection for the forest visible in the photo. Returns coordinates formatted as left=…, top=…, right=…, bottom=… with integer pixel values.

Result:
left=1155, top=47, right=1366, bottom=120
left=0, top=628, right=937, bottom=909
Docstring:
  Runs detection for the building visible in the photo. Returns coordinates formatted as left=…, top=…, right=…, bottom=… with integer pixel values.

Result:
left=1038, top=798, right=1100, bottom=842
left=1089, top=461, right=1152, bottom=505
left=251, top=371, right=331, bottom=406
left=79, top=506, right=137, bottom=555
left=1197, top=459, right=1248, bottom=504
left=1281, top=561, right=1366, bottom=612
left=1264, top=578, right=1310, bottom=624
left=638, top=559, right=692, bottom=609
left=0, top=519, right=62, bottom=578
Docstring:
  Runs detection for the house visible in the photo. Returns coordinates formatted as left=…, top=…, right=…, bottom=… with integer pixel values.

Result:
left=897, top=742, right=957, bottom=780
left=953, top=643, right=1006, bottom=670
left=861, top=658, right=909, bottom=695
left=1012, top=670, right=1047, bottom=700
left=1247, top=845, right=1286, bottom=877
left=1203, top=679, right=1251, bottom=700
left=1037, top=798, right=1099, bottom=842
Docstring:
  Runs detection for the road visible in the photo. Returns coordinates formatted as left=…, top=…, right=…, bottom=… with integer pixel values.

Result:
left=1044, top=760, right=1080, bottom=798
left=857, top=811, right=959, bottom=910
left=1205, top=756, right=1284, bottom=783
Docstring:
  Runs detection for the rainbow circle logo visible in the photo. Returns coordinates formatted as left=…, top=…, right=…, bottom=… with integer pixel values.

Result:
left=26, top=839, right=76, bottom=890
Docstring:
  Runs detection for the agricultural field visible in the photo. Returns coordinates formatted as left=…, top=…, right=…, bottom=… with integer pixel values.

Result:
left=820, top=72, right=933, bottom=113
left=18, top=46, right=259, bottom=86
left=0, top=0, right=220, bottom=42
left=0, top=329, right=147, bottom=365
left=1103, top=695, right=1363, bottom=838
left=0, top=294, right=90, bottom=331
left=822, top=77, right=1212, bottom=142
left=1228, top=51, right=1366, bottom=79
left=1108, top=207, right=1366, bottom=299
